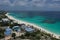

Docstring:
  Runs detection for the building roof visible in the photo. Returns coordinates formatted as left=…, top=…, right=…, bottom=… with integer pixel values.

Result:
left=25, top=27, right=34, bottom=32
left=13, top=26, right=20, bottom=29
left=12, top=26, right=21, bottom=32
left=2, top=18, right=9, bottom=21
left=4, top=27, right=12, bottom=36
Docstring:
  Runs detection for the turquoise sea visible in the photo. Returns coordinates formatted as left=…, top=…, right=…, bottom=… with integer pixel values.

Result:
left=8, top=11, right=60, bottom=35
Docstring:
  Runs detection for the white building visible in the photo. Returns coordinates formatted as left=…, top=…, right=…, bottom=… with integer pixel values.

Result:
left=2, top=18, right=9, bottom=22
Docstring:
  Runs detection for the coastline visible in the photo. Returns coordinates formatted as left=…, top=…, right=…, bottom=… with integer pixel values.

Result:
left=6, top=13, right=60, bottom=39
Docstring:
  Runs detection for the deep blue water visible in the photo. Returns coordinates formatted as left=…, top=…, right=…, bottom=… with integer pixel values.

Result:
left=8, top=11, right=60, bottom=35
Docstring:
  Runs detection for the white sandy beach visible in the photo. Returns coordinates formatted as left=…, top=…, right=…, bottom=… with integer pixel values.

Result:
left=6, top=13, right=60, bottom=39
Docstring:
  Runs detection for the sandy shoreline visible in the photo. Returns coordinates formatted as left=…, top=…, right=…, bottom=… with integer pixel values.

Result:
left=6, top=13, right=60, bottom=39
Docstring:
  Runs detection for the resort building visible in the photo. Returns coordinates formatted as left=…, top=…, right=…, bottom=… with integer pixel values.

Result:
left=2, top=18, right=10, bottom=22
left=21, top=25, right=27, bottom=29
left=21, top=25, right=35, bottom=33
left=12, top=26, right=21, bottom=32
left=25, top=27, right=34, bottom=33
left=12, top=26, right=22, bottom=37
left=4, top=27, right=12, bottom=40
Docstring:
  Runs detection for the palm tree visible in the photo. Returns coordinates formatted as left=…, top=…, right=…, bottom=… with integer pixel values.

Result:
left=12, top=33, right=16, bottom=39
left=0, top=28, right=5, bottom=39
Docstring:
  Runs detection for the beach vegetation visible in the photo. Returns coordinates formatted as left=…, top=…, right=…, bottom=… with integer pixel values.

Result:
left=0, top=28, right=5, bottom=39
left=0, top=11, right=60, bottom=40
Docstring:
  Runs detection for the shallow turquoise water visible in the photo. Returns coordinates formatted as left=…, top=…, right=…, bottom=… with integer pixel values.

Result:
left=8, top=12, right=60, bottom=35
